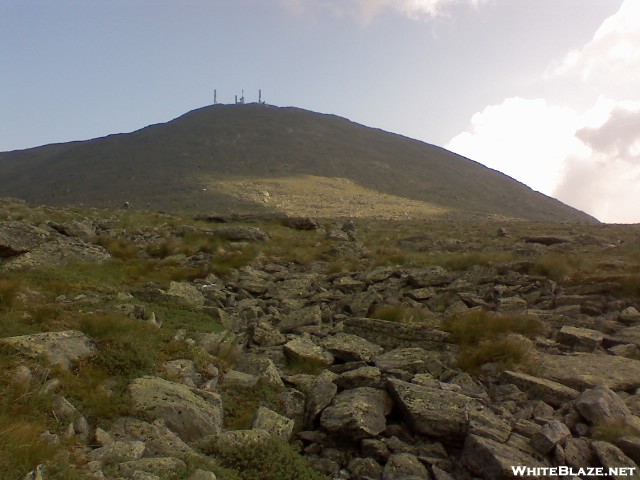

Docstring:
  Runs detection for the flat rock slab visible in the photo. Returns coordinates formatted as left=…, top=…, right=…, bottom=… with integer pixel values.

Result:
left=500, top=370, right=580, bottom=408
left=387, top=378, right=511, bottom=446
left=558, top=326, right=604, bottom=352
left=283, top=337, right=334, bottom=367
left=344, top=317, right=451, bottom=351
left=375, top=347, right=440, bottom=375
left=321, top=333, right=383, bottom=363
left=0, top=330, right=97, bottom=369
left=128, top=376, right=223, bottom=442
left=537, top=353, right=640, bottom=391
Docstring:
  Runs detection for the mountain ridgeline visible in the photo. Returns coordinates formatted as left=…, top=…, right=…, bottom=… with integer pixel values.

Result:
left=0, top=104, right=596, bottom=222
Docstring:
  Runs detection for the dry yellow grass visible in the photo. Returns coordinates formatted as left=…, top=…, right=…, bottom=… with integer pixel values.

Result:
left=212, top=175, right=447, bottom=219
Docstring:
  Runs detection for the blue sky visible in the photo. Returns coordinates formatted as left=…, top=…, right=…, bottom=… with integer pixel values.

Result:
left=2, top=0, right=639, bottom=222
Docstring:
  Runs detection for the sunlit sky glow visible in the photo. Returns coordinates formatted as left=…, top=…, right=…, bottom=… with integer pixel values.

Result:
left=2, top=0, right=638, bottom=222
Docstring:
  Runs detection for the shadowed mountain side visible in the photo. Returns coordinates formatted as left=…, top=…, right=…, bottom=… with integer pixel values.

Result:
left=0, top=104, right=597, bottom=222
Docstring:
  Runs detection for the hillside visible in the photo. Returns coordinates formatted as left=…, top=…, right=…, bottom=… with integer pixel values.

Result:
left=0, top=104, right=596, bottom=222
left=1, top=198, right=639, bottom=479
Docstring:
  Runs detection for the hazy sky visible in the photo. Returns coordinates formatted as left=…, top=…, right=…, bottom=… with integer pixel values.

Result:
left=2, top=0, right=638, bottom=223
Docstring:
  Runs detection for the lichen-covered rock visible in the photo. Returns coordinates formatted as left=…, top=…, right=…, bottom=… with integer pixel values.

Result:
left=283, top=337, right=334, bottom=367
left=279, top=305, right=322, bottom=333
left=0, top=330, right=97, bottom=370
left=382, top=453, right=431, bottom=480
left=166, top=281, right=205, bottom=308
left=335, top=366, right=384, bottom=390
left=344, top=318, right=450, bottom=351
left=253, top=407, right=294, bottom=441
left=558, top=325, right=604, bottom=352
left=461, top=434, right=549, bottom=480
left=575, top=386, right=640, bottom=434
left=320, top=387, right=391, bottom=440
left=500, top=370, right=580, bottom=408
left=387, top=378, right=511, bottom=445
left=128, top=376, right=223, bottom=442
left=537, top=353, right=640, bottom=391
left=116, top=457, right=186, bottom=477
left=531, top=420, right=571, bottom=454
left=304, top=371, right=338, bottom=427
left=108, top=417, right=199, bottom=460
left=591, top=441, right=639, bottom=478
left=87, top=439, right=146, bottom=463
left=321, top=332, right=383, bottom=363
left=374, top=348, right=438, bottom=375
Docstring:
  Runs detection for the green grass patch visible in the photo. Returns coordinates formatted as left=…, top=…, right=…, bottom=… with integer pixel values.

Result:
left=528, top=252, right=582, bottom=282
left=441, top=310, right=544, bottom=374
left=219, top=381, right=284, bottom=431
left=592, top=417, right=640, bottom=443
left=456, top=335, right=535, bottom=374
left=441, top=310, right=544, bottom=345
left=0, top=278, right=22, bottom=311
left=203, top=436, right=329, bottom=480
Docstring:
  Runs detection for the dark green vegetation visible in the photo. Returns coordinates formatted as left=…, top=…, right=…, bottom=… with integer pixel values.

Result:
left=0, top=104, right=596, bottom=222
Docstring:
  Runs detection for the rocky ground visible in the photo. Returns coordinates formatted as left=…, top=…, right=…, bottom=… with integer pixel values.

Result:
left=1, top=197, right=640, bottom=480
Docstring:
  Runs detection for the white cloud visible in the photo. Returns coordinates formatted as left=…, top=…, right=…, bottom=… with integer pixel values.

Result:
left=447, top=0, right=640, bottom=223
left=446, top=98, right=587, bottom=195
left=545, top=0, right=640, bottom=98
left=447, top=97, right=640, bottom=223
left=281, top=0, right=489, bottom=22
left=554, top=104, right=640, bottom=224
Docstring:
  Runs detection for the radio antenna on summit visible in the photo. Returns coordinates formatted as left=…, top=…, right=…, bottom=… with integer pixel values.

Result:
left=259, top=89, right=265, bottom=104
left=214, top=89, right=217, bottom=104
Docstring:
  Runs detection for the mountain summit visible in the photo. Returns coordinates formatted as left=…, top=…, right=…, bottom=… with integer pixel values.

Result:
left=0, top=104, right=596, bottom=222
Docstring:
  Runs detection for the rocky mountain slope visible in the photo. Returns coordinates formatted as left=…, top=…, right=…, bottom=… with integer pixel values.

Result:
left=1, top=198, right=638, bottom=480
left=0, top=104, right=596, bottom=223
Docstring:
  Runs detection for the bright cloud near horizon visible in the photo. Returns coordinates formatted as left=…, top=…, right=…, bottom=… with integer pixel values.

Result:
left=446, top=0, right=640, bottom=223
left=1, top=0, right=638, bottom=222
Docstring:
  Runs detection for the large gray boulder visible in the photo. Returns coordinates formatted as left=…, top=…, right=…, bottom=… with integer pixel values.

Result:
left=0, top=330, right=97, bottom=370
left=461, top=434, right=549, bottom=480
left=128, top=376, right=223, bottom=442
left=575, top=386, right=640, bottom=433
left=320, top=387, right=392, bottom=440
left=387, top=378, right=511, bottom=446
